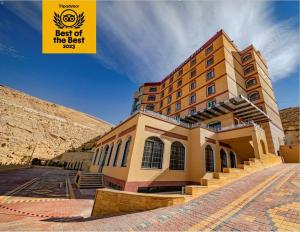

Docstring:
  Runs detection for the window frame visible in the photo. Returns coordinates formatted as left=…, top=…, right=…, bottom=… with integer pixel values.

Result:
left=147, top=95, right=156, bottom=101
left=190, top=68, right=197, bottom=78
left=205, top=45, right=213, bottom=55
left=207, top=84, right=216, bottom=96
left=169, top=141, right=186, bottom=170
left=190, top=93, right=196, bottom=104
left=248, top=91, right=260, bottom=101
left=206, top=69, right=215, bottom=81
left=245, top=78, right=257, bottom=88
left=149, top=87, right=157, bottom=92
left=190, top=80, right=196, bottom=91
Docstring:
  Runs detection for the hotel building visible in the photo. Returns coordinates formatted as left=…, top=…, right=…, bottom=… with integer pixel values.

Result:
left=89, top=30, right=284, bottom=192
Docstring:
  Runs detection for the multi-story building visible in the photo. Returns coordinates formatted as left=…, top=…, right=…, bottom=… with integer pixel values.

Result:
left=88, top=30, right=284, bottom=192
left=131, top=30, right=284, bottom=154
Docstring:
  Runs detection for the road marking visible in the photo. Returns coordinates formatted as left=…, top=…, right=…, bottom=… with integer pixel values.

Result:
left=0, top=177, right=39, bottom=204
left=188, top=166, right=290, bottom=231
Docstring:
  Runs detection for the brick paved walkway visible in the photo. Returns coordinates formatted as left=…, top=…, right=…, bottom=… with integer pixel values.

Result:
left=0, top=164, right=299, bottom=231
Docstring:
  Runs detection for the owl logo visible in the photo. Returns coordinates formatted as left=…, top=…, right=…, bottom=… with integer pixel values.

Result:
left=53, top=9, right=85, bottom=29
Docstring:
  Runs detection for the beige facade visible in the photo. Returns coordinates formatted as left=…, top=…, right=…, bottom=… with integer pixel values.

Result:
left=90, top=110, right=271, bottom=192
left=89, top=30, right=284, bottom=192
left=131, top=30, right=284, bottom=154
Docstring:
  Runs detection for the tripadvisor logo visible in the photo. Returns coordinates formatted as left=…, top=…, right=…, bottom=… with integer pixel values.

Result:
left=53, top=9, right=85, bottom=29
left=52, top=6, right=85, bottom=49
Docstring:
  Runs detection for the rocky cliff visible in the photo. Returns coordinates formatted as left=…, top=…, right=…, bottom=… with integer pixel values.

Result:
left=0, top=85, right=113, bottom=164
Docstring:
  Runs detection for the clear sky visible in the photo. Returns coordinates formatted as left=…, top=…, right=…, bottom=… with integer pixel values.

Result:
left=0, top=1, right=299, bottom=124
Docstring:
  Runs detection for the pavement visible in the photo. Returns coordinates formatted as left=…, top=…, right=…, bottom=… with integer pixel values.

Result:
left=0, top=164, right=299, bottom=231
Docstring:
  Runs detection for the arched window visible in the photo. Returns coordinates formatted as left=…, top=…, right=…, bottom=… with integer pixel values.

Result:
left=146, top=104, right=155, bottom=111
left=260, top=140, right=266, bottom=154
left=244, top=65, right=254, bottom=75
left=106, top=143, right=114, bottom=166
left=245, top=78, right=257, bottom=88
left=169, top=142, right=185, bottom=170
left=230, top=151, right=237, bottom=168
left=93, top=148, right=99, bottom=165
left=113, top=140, right=122, bottom=166
left=97, top=147, right=103, bottom=165
left=205, top=145, right=215, bottom=172
left=220, top=149, right=228, bottom=172
left=121, top=137, right=131, bottom=167
left=101, top=145, right=110, bottom=167
left=141, top=137, right=164, bottom=169
left=248, top=91, right=260, bottom=101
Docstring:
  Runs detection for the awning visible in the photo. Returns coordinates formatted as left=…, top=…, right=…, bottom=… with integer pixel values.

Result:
left=181, top=95, right=270, bottom=124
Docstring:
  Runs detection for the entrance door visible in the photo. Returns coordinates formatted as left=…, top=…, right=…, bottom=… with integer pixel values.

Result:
left=220, top=149, right=227, bottom=172
left=230, top=151, right=237, bottom=168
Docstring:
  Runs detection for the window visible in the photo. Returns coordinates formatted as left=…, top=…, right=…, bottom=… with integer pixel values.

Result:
left=148, top=95, right=156, bottom=101
left=149, top=87, right=157, bottom=92
left=190, top=81, right=196, bottom=90
left=245, top=78, right=257, bottom=88
left=106, top=143, right=114, bottom=166
left=190, top=107, right=196, bottom=115
left=207, top=84, right=215, bottom=95
left=190, top=94, right=196, bottom=104
left=166, top=107, right=171, bottom=115
left=206, top=69, right=214, bottom=80
left=190, top=57, right=196, bottom=67
left=97, top=148, right=103, bottom=165
left=100, top=145, right=110, bottom=169
left=190, top=69, right=197, bottom=78
left=242, top=54, right=252, bottom=63
left=162, top=83, right=165, bottom=89
left=244, top=65, right=254, bottom=75
left=248, top=91, right=260, bottom=101
left=177, top=79, right=182, bottom=87
left=146, top=104, right=155, bottom=111
left=208, top=121, right=221, bottom=131
left=176, top=90, right=182, bottom=98
left=168, top=85, right=173, bottom=93
left=206, top=57, right=214, bottom=67
left=160, top=101, right=163, bottom=108
left=169, top=76, right=173, bottom=84
left=169, top=142, right=185, bottom=170
left=167, top=96, right=172, bottom=104
left=178, top=68, right=183, bottom=76
left=161, top=91, right=164, bottom=98
left=207, top=99, right=216, bottom=108
left=175, top=102, right=181, bottom=111
left=93, top=148, right=99, bottom=165
left=121, top=137, right=131, bottom=167
left=206, top=45, right=213, bottom=55
left=113, top=141, right=122, bottom=166
left=141, top=137, right=164, bottom=169
left=205, top=145, right=215, bottom=172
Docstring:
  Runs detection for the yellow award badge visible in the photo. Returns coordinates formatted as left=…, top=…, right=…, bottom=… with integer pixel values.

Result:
left=42, top=0, right=96, bottom=54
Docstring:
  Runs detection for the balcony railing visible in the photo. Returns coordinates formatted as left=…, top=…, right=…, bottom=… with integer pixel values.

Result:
left=141, top=109, right=262, bottom=132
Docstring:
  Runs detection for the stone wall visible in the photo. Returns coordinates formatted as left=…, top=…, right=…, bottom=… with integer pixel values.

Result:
left=280, top=145, right=300, bottom=163
left=0, top=85, right=113, bottom=164
left=279, top=107, right=299, bottom=145
left=53, top=151, right=94, bottom=171
left=91, top=188, right=185, bottom=217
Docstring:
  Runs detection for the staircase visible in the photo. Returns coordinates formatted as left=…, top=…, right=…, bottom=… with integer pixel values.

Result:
left=200, top=154, right=282, bottom=187
left=75, top=171, right=104, bottom=189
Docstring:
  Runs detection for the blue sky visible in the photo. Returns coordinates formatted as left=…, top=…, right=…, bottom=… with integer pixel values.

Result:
left=0, top=1, right=299, bottom=125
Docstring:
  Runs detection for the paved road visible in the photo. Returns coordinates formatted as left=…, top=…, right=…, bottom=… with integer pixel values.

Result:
left=0, top=164, right=299, bottom=231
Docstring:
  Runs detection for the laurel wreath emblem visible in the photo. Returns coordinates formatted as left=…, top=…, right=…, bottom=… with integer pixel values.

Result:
left=53, top=12, right=85, bottom=29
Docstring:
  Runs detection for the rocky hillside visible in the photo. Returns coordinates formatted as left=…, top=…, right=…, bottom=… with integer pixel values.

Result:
left=0, top=85, right=113, bottom=165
